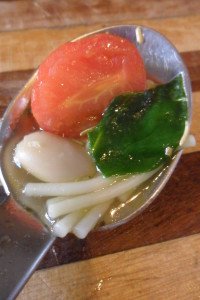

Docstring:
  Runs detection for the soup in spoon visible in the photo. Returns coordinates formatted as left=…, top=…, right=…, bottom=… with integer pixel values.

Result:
left=1, top=28, right=192, bottom=239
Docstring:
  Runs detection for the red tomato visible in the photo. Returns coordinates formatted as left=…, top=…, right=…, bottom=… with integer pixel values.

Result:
left=31, top=33, right=146, bottom=138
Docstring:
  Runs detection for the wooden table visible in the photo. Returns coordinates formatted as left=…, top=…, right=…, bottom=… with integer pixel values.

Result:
left=0, top=1, right=200, bottom=299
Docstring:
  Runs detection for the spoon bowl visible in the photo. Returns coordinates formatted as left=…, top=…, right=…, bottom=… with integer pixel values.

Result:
left=0, top=25, right=192, bottom=298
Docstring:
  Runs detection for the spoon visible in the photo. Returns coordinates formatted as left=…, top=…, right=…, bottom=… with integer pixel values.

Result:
left=0, top=25, right=192, bottom=299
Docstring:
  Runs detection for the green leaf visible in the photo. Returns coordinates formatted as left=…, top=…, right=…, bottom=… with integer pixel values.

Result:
left=88, top=74, right=188, bottom=177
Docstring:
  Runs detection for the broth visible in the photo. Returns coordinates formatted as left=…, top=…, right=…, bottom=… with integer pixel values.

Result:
left=1, top=106, right=168, bottom=233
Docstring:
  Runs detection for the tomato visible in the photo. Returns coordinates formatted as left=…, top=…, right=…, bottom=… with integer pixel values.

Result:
left=31, top=33, right=146, bottom=138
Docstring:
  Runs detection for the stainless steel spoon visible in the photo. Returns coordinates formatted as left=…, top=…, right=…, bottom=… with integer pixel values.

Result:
left=0, top=25, right=192, bottom=299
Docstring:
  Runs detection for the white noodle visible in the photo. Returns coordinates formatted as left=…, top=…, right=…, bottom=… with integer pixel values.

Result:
left=72, top=200, right=114, bottom=239
left=182, top=134, right=196, bottom=148
left=24, top=175, right=117, bottom=197
left=52, top=210, right=85, bottom=238
left=135, top=26, right=144, bottom=44
left=47, top=169, right=158, bottom=219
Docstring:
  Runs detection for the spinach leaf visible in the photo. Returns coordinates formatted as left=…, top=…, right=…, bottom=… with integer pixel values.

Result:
left=88, top=74, right=188, bottom=177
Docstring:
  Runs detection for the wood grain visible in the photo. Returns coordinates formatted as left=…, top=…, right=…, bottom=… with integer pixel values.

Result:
left=1, top=0, right=200, bottom=32
left=0, top=69, right=34, bottom=106
left=1, top=15, right=200, bottom=72
left=18, top=233, right=200, bottom=299
left=182, top=51, right=200, bottom=92
left=189, top=92, right=200, bottom=152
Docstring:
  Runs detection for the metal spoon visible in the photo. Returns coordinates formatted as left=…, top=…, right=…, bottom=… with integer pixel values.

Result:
left=0, top=25, right=192, bottom=299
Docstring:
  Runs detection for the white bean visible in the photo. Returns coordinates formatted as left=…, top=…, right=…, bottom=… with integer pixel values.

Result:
left=14, top=131, right=96, bottom=182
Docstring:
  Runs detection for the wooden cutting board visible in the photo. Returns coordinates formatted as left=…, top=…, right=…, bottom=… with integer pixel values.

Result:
left=0, top=1, right=200, bottom=299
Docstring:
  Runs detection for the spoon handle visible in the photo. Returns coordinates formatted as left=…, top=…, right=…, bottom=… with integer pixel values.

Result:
left=0, top=195, right=54, bottom=300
